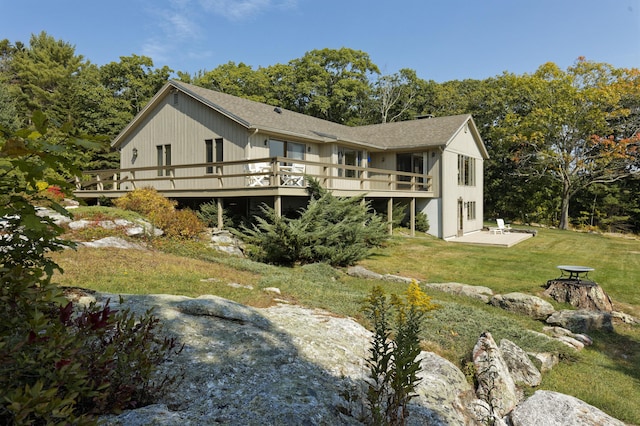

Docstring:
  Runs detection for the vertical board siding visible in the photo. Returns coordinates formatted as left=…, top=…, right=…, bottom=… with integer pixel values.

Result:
left=120, top=92, right=249, bottom=190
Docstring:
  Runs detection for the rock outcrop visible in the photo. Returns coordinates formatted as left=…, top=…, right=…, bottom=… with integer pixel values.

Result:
left=499, top=339, right=541, bottom=387
left=67, top=216, right=163, bottom=237
left=546, top=309, right=614, bottom=333
left=209, top=230, right=244, bottom=256
left=80, top=236, right=147, bottom=250
left=489, top=292, right=555, bottom=320
left=96, top=292, right=480, bottom=425
left=509, top=390, right=626, bottom=426
left=80, top=292, right=627, bottom=425
left=425, top=282, right=494, bottom=303
left=412, top=351, right=480, bottom=425
left=472, top=332, right=519, bottom=417
left=345, top=266, right=415, bottom=284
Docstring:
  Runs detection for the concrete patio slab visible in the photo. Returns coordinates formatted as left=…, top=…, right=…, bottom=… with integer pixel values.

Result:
left=445, top=231, right=534, bottom=247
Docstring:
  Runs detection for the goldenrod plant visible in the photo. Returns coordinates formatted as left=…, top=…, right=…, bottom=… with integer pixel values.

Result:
left=362, top=281, right=437, bottom=425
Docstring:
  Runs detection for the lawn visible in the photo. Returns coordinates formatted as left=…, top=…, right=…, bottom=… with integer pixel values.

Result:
left=51, top=221, right=640, bottom=424
left=360, top=227, right=640, bottom=316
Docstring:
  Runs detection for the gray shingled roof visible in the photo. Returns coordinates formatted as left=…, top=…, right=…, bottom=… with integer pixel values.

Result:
left=173, top=81, right=363, bottom=144
left=353, top=116, right=476, bottom=149
left=114, top=80, right=486, bottom=157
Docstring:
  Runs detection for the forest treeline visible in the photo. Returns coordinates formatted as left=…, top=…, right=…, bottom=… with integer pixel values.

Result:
left=1, top=31, right=639, bottom=232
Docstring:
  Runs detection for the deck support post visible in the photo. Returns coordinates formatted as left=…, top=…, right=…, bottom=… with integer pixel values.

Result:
left=217, top=198, right=223, bottom=229
left=274, top=195, right=282, bottom=217
left=410, top=197, right=416, bottom=237
left=387, top=198, right=394, bottom=235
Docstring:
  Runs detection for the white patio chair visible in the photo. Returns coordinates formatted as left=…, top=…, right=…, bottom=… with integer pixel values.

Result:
left=245, top=162, right=270, bottom=187
left=490, top=218, right=511, bottom=234
left=282, top=163, right=305, bottom=187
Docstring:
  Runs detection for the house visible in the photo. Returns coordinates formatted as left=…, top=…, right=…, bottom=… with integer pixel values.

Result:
left=77, top=80, right=489, bottom=239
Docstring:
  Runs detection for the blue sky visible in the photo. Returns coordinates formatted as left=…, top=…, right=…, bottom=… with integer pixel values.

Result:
left=2, top=0, right=639, bottom=82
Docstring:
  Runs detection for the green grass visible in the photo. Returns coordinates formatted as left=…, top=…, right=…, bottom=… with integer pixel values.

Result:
left=360, top=227, right=640, bottom=316
left=50, top=224, right=640, bottom=424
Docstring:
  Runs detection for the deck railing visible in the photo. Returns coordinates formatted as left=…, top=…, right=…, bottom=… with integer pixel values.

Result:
left=74, top=157, right=432, bottom=195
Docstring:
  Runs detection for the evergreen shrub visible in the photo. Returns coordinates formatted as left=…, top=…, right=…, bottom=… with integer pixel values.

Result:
left=237, top=178, right=389, bottom=266
left=197, top=200, right=233, bottom=229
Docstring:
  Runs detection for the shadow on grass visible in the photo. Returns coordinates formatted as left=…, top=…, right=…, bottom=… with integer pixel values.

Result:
left=592, top=325, right=640, bottom=383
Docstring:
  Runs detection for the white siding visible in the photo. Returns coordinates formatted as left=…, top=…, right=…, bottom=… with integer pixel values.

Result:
left=440, top=124, right=485, bottom=238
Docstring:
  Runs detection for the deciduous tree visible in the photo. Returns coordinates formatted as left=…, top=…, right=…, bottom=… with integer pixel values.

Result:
left=494, top=60, right=639, bottom=229
left=285, top=48, right=380, bottom=125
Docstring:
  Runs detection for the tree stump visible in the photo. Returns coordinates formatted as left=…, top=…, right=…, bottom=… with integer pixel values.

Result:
left=543, top=279, right=613, bottom=312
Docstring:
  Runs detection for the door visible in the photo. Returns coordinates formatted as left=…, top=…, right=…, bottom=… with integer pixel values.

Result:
left=396, top=153, right=424, bottom=189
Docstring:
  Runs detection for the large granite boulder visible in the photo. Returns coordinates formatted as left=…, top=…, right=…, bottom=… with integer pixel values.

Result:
left=490, top=293, right=555, bottom=320
left=499, top=339, right=541, bottom=387
left=67, top=217, right=164, bottom=237
left=546, top=309, right=614, bottom=333
left=426, top=282, right=494, bottom=303
left=346, top=265, right=384, bottom=280
left=209, top=230, right=244, bottom=256
left=411, top=351, right=480, bottom=425
left=472, top=332, right=519, bottom=417
left=96, top=293, right=484, bottom=425
left=509, top=390, right=626, bottom=426
left=80, top=236, right=147, bottom=250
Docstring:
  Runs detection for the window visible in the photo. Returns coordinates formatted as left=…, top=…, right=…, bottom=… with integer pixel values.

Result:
left=287, top=141, right=305, bottom=160
left=397, top=153, right=424, bottom=186
left=457, top=155, right=476, bottom=186
left=157, top=144, right=172, bottom=176
left=466, top=201, right=476, bottom=220
left=338, top=147, right=362, bottom=178
left=268, top=139, right=305, bottom=162
left=157, top=146, right=163, bottom=176
left=205, top=138, right=223, bottom=173
left=164, top=145, right=172, bottom=176
left=205, top=140, right=213, bottom=174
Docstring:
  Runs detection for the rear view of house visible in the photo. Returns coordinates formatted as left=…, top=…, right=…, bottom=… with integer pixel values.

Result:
left=76, top=80, right=488, bottom=239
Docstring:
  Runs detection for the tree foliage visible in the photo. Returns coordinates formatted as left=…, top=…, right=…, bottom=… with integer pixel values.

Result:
left=0, top=34, right=172, bottom=172
left=486, top=60, right=639, bottom=229
left=6, top=32, right=86, bottom=128
left=1, top=31, right=639, bottom=232
left=0, top=115, right=182, bottom=424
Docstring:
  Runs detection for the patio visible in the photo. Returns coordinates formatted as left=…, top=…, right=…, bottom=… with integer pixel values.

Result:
left=446, top=230, right=534, bottom=247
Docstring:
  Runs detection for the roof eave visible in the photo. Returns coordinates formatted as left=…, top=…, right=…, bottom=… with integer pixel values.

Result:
left=111, top=82, right=174, bottom=148
left=442, top=115, right=489, bottom=159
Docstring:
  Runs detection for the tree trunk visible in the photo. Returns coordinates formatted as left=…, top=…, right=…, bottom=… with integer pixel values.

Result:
left=559, top=180, right=571, bottom=230
left=544, top=279, right=613, bottom=312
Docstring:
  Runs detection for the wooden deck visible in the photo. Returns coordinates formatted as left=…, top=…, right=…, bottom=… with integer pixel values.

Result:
left=74, top=157, right=434, bottom=200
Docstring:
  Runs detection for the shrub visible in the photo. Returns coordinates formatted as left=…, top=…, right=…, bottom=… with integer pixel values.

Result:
left=361, top=282, right=437, bottom=425
left=237, top=178, right=389, bottom=266
left=0, top=114, right=182, bottom=423
left=114, top=188, right=204, bottom=239
left=197, top=200, right=233, bottom=229
left=159, top=208, right=205, bottom=239
left=415, top=212, right=429, bottom=233
left=113, top=187, right=176, bottom=222
left=1, top=295, right=183, bottom=423
left=68, top=299, right=183, bottom=414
